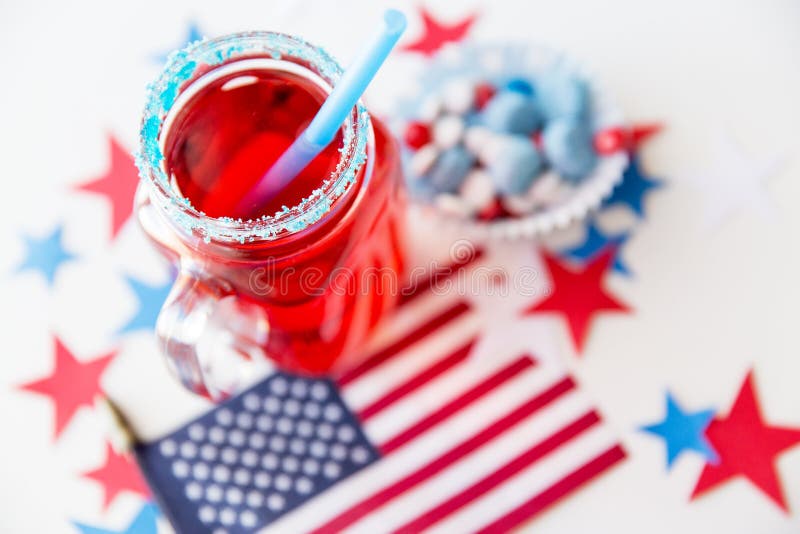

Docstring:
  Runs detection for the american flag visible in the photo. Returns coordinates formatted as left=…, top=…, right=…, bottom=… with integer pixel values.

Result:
left=134, top=253, right=625, bottom=533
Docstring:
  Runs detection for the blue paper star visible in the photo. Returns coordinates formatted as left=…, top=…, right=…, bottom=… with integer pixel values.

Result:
left=118, top=274, right=174, bottom=334
left=604, top=155, right=662, bottom=218
left=561, top=221, right=632, bottom=276
left=153, top=21, right=204, bottom=64
left=16, top=225, right=76, bottom=286
left=73, top=502, right=159, bottom=534
left=640, top=391, right=719, bottom=469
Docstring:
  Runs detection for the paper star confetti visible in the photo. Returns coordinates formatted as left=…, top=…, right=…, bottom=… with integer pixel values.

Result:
left=81, top=442, right=150, bottom=510
left=594, top=123, right=663, bottom=155
left=401, top=7, right=477, bottom=56
left=18, top=337, right=116, bottom=440
left=603, top=156, right=663, bottom=218
left=470, top=309, right=559, bottom=368
left=153, top=21, right=204, bottom=64
left=640, top=391, right=718, bottom=469
left=691, top=370, right=800, bottom=512
left=464, top=253, right=559, bottom=366
left=468, top=289, right=560, bottom=368
left=560, top=221, right=632, bottom=276
left=75, top=136, right=140, bottom=240
left=686, top=132, right=784, bottom=230
left=118, top=275, right=174, bottom=335
left=73, top=502, right=159, bottom=534
left=524, top=249, right=630, bottom=353
left=16, top=224, right=75, bottom=287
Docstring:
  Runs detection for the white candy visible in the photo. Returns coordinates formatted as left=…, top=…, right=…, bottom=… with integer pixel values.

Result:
left=418, top=94, right=443, bottom=122
left=549, top=182, right=576, bottom=206
left=436, top=193, right=475, bottom=217
left=442, top=79, right=475, bottom=114
left=500, top=170, right=579, bottom=215
left=410, top=144, right=439, bottom=176
left=463, top=126, right=493, bottom=156
left=502, top=194, right=538, bottom=216
left=459, top=169, right=495, bottom=211
left=475, top=134, right=506, bottom=166
left=501, top=170, right=561, bottom=215
left=432, top=114, right=465, bottom=149
left=529, top=170, right=565, bottom=205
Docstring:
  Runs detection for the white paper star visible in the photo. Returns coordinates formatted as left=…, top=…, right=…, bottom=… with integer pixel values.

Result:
left=463, top=245, right=561, bottom=368
left=687, top=132, right=785, bottom=229
left=470, top=309, right=560, bottom=369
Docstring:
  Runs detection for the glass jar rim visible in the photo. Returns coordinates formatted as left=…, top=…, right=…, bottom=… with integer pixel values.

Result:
left=136, top=31, right=370, bottom=244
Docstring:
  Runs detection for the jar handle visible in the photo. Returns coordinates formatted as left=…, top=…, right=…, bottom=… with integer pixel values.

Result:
left=156, top=262, right=271, bottom=401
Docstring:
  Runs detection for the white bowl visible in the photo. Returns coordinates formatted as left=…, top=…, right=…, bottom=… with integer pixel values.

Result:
left=390, top=42, right=629, bottom=241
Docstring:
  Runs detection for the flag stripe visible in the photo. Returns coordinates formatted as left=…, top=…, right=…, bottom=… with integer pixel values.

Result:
left=356, top=339, right=476, bottom=422
left=398, top=248, right=484, bottom=305
left=390, top=410, right=602, bottom=533
left=475, top=444, right=627, bottom=534
left=336, top=301, right=471, bottom=386
left=309, top=376, right=576, bottom=534
left=424, top=422, right=617, bottom=534
left=342, top=312, right=480, bottom=412
left=263, top=369, right=588, bottom=533
left=342, top=390, right=595, bottom=534
left=379, top=355, right=535, bottom=454
left=363, top=367, right=570, bottom=482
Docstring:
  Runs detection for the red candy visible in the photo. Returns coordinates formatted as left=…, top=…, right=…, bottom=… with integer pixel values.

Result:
left=474, top=83, right=496, bottom=110
left=403, top=121, right=432, bottom=149
left=477, top=196, right=511, bottom=221
left=531, top=131, right=543, bottom=150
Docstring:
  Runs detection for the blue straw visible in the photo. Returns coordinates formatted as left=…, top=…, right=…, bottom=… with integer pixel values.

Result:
left=236, top=9, right=407, bottom=215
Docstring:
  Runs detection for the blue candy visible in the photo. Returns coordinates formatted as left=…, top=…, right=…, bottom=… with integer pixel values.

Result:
left=463, top=110, right=482, bottom=127
left=428, top=146, right=476, bottom=193
left=542, top=119, right=597, bottom=182
left=505, top=78, right=535, bottom=96
left=480, top=90, right=542, bottom=135
left=406, top=175, right=437, bottom=200
left=487, top=135, right=542, bottom=195
left=538, top=69, right=591, bottom=122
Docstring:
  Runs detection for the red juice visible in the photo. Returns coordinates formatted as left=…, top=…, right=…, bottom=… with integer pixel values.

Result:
left=154, top=64, right=406, bottom=376
left=165, top=68, right=346, bottom=220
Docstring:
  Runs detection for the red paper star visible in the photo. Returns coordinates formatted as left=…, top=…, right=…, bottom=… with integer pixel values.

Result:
left=401, top=7, right=477, bottom=56
left=594, top=123, right=663, bottom=155
left=524, top=249, right=630, bottom=352
left=629, top=123, right=663, bottom=147
left=691, top=370, right=800, bottom=512
left=76, top=135, right=139, bottom=239
left=82, top=442, right=150, bottom=510
left=18, top=338, right=116, bottom=440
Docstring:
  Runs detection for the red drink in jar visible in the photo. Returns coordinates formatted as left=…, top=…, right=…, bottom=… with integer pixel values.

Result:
left=136, top=34, right=405, bottom=399
left=166, top=68, right=347, bottom=221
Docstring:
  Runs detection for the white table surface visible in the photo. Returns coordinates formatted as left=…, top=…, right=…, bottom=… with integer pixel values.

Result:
left=1, top=1, right=799, bottom=532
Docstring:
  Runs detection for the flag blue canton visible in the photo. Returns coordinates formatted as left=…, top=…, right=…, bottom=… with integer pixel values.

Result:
left=135, top=373, right=378, bottom=533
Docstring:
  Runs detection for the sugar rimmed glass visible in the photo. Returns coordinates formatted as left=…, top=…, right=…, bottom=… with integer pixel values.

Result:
left=135, top=32, right=406, bottom=400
